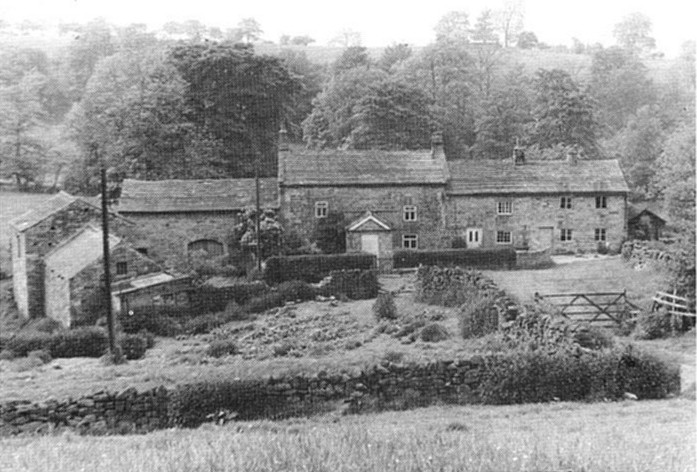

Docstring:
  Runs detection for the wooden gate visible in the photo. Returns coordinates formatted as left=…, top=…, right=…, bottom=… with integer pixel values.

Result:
left=652, top=291, right=696, bottom=330
left=534, top=290, right=641, bottom=326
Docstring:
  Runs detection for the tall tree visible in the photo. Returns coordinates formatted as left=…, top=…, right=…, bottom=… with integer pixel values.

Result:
left=472, top=9, right=498, bottom=43
left=333, top=46, right=371, bottom=76
left=613, top=12, right=656, bottom=55
left=494, top=0, right=524, bottom=48
left=64, top=18, right=115, bottom=101
left=169, top=43, right=300, bottom=177
left=0, top=72, right=48, bottom=189
left=237, top=18, right=263, bottom=44
left=531, top=69, right=599, bottom=156
left=434, top=11, right=471, bottom=44
left=378, top=43, right=412, bottom=71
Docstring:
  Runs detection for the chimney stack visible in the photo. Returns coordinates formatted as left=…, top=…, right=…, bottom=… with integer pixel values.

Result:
left=566, top=146, right=578, bottom=165
left=431, top=131, right=445, bottom=160
left=513, top=143, right=525, bottom=165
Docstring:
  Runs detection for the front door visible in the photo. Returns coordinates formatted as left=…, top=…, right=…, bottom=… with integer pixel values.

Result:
left=466, top=228, right=482, bottom=248
left=361, top=234, right=380, bottom=256
left=538, top=226, right=554, bottom=250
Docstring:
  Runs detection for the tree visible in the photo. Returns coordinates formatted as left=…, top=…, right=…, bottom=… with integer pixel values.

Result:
left=349, top=78, right=433, bottom=149
left=531, top=69, right=599, bottom=156
left=237, top=18, right=263, bottom=44
left=589, top=46, right=656, bottom=133
left=312, top=211, right=346, bottom=253
left=333, top=46, right=371, bottom=75
left=290, top=35, right=315, bottom=46
left=494, top=0, right=524, bottom=48
left=472, top=9, right=498, bottom=43
left=0, top=72, right=48, bottom=189
left=434, top=11, right=470, bottom=43
left=64, top=18, right=115, bottom=101
left=235, top=208, right=284, bottom=259
left=329, top=30, right=361, bottom=48
left=613, top=12, right=656, bottom=55
left=169, top=43, right=301, bottom=177
left=516, top=31, right=539, bottom=49
left=378, top=43, right=412, bottom=71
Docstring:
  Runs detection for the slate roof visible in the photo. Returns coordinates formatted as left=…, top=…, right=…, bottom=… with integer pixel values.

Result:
left=44, top=226, right=121, bottom=280
left=117, top=178, right=279, bottom=213
left=9, top=191, right=77, bottom=231
left=112, top=272, right=191, bottom=295
left=447, top=159, right=630, bottom=195
left=280, top=148, right=448, bottom=186
left=628, top=202, right=668, bottom=222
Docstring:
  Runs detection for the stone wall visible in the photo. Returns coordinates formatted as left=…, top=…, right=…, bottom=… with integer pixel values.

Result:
left=280, top=185, right=449, bottom=251
left=445, top=193, right=626, bottom=253
left=120, top=212, right=242, bottom=271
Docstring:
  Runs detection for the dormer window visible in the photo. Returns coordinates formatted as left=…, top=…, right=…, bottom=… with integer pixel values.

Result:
left=314, top=201, right=328, bottom=218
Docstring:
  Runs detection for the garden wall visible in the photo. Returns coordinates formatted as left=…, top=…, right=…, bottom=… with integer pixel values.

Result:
left=0, top=349, right=680, bottom=436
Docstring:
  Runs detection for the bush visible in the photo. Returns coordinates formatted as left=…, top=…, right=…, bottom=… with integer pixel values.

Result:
left=119, top=334, right=148, bottom=360
left=634, top=310, right=678, bottom=340
left=459, top=295, right=499, bottom=339
left=276, top=280, right=316, bottom=302
left=264, top=253, right=376, bottom=284
left=323, top=269, right=379, bottom=300
left=120, top=308, right=183, bottom=337
left=273, top=341, right=295, bottom=357
left=420, top=323, right=450, bottom=342
left=373, top=292, right=397, bottom=321
left=27, top=349, right=52, bottom=363
left=22, top=317, right=64, bottom=334
left=5, top=331, right=54, bottom=357
left=393, top=247, right=516, bottom=270
left=50, top=327, right=109, bottom=358
left=193, top=282, right=269, bottom=313
left=0, top=349, right=16, bottom=360
left=207, top=339, right=238, bottom=358
left=573, top=325, right=615, bottom=350
left=245, top=292, right=285, bottom=313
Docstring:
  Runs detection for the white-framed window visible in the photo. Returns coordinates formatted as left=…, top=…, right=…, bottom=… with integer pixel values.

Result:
left=496, top=231, right=512, bottom=244
left=594, top=228, right=607, bottom=241
left=560, top=196, right=572, bottom=209
left=560, top=229, right=573, bottom=241
left=595, top=196, right=607, bottom=209
left=314, top=201, right=328, bottom=218
left=403, top=205, right=417, bottom=221
left=402, top=234, right=418, bottom=249
left=497, top=201, right=512, bottom=215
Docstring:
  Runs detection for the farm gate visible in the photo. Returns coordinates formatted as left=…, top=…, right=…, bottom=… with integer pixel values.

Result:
left=534, top=290, right=641, bottom=327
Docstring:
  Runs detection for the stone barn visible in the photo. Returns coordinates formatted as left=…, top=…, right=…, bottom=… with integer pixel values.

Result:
left=10, top=191, right=134, bottom=319
left=43, top=225, right=165, bottom=327
left=115, top=178, right=278, bottom=270
left=628, top=204, right=667, bottom=240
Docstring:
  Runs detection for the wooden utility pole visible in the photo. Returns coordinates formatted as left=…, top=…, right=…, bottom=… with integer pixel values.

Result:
left=255, top=149, right=262, bottom=271
left=100, top=164, right=117, bottom=356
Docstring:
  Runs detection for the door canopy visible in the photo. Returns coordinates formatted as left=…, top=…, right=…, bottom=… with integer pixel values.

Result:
left=346, top=211, right=391, bottom=233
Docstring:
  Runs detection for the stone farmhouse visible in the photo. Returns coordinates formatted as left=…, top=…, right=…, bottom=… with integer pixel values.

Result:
left=9, top=133, right=630, bottom=324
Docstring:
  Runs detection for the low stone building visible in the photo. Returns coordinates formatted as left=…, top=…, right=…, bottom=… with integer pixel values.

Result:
left=112, top=272, right=193, bottom=316
left=115, top=178, right=278, bottom=270
left=44, top=226, right=165, bottom=327
left=628, top=203, right=667, bottom=241
left=445, top=150, right=629, bottom=253
left=10, top=191, right=134, bottom=319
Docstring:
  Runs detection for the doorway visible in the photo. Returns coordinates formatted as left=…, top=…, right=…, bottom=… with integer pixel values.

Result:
left=361, top=234, right=380, bottom=256
left=466, top=228, right=482, bottom=248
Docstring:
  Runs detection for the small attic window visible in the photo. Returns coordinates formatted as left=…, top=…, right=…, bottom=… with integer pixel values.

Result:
left=116, top=261, right=128, bottom=275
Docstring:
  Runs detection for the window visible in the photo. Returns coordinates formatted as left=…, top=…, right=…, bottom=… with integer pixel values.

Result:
left=187, top=239, right=224, bottom=256
left=136, top=247, right=149, bottom=256
left=402, top=234, right=418, bottom=249
left=116, top=261, right=128, bottom=275
left=496, top=231, right=512, bottom=244
left=595, top=196, right=607, bottom=209
left=403, top=205, right=417, bottom=221
left=595, top=228, right=607, bottom=241
left=560, top=196, right=572, bottom=209
left=497, top=201, right=512, bottom=215
left=314, top=201, right=328, bottom=218
left=560, top=229, right=573, bottom=242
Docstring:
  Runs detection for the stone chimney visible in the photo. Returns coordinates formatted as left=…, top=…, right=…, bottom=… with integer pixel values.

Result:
left=431, top=131, right=445, bottom=160
left=566, top=146, right=578, bottom=165
left=513, top=145, right=525, bottom=165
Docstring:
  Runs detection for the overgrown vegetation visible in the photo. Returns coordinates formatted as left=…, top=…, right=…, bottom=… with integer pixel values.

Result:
left=372, top=292, right=397, bottom=321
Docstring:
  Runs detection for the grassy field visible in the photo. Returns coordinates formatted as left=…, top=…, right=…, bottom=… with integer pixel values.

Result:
left=0, top=399, right=693, bottom=472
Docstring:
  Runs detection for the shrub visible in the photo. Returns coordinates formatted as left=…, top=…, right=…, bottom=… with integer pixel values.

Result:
left=138, top=330, right=156, bottom=348
left=273, top=341, right=295, bottom=357
left=420, top=323, right=450, bottom=342
left=5, top=331, right=53, bottom=357
left=22, top=317, right=64, bottom=334
left=459, top=295, right=499, bottom=339
left=50, top=327, right=109, bottom=358
left=393, top=247, right=516, bottom=270
left=120, top=309, right=183, bottom=337
left=634, top=310, right=681, bottom=340
left=323, top=269, right=379, bottom=300
left=207, top=339, right=238, bottom=358
left=0, top=349, right=16, bottom=360
left=119, top=334, right=148, bottom=360
left=276, top=280, right=316, bottom=302
left=183, top=313, right=228, bottom=335
left=573, top=325, right=615, bottom=350
left=193, top=282, right=269, bottom=313
left=245, top=292, right=285, bottom=313
left=27, top=349, right=52, bottom=363
left=373, top=292, right=397, bottom=321
left=264, top=253, right=376, bottom=284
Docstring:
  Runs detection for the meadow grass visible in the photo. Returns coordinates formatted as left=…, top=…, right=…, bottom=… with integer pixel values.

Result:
left=0, top=399, right=693, bottom=472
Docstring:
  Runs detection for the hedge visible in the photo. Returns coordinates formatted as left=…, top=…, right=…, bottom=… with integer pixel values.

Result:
left=4, top=327, right=109, bottom=358
left=393, top=247, right=516, bottom=270
left=264, top=253, right=376, bottom=284
left=323, top=269, right=379, bottom=300
left=192, top=282, right=269, bottom=314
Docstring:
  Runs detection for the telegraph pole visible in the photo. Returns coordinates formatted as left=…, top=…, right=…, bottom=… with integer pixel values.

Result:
left=99, top=160, right=117, bottom=357
left=255, top=141, right=262, bottom=271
